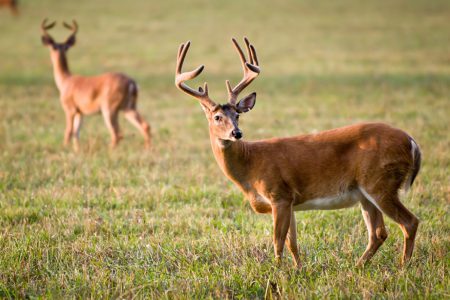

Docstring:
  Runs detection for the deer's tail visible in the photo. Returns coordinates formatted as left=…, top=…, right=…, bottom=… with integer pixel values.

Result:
left=403, top=137, right=421, bottom=192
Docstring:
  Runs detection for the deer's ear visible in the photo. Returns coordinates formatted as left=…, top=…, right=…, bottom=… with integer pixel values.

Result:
left=236, top=92, right=256, bottom=113
left=41, top=35, right=54, bottom=46
left=65, top=35, right=76, bottom=48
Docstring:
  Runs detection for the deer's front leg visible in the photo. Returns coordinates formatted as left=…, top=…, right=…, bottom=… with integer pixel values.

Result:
left=286, top=210, right=301, bottom=269
left=72, top=113, right=82, bottom=152
left=63, top=111, right=75, bottom=147
left=124, top=109, right=152, bottom=149
left=272, top=201, right=292, bottom=265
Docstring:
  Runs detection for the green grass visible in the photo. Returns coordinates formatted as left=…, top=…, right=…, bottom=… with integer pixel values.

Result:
left=0, top=0, right=449, bottom=298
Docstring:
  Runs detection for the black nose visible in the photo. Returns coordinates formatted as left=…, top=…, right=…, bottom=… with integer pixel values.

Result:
left=232, top=129, right=242, bottom=139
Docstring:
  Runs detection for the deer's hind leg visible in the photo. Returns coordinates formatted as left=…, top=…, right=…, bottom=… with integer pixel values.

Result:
left=102, top=109, right=120, bottom=148
left=122, top=82, right=151, bottom=148
left=124, top=109, right=151, bottom=148
left=359, top=184, right=419, bottom=266
left=356, top=197, right=388, bottom=266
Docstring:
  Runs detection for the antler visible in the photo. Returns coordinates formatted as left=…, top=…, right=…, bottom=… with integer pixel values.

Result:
left=63, top=20, right=78, bottom=36
left=41, top=18, right=56, bottom=36
left=226, top=37, right=260, bottom=106
left=175, top=41, right=217, bottom=110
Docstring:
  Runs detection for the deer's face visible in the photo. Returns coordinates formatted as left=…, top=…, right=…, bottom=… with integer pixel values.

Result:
left=203, top=93, right=256, bottom=141
left=175, top=38, right=260, bottom=142
left=41, top=34, right=76, bottom=54
left=40, top=19, right=78, bottom=55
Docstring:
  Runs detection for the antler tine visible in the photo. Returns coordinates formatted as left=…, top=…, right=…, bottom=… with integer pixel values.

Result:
left=72, top=20, right=79, bottom=32
left=249, top=44, right=259, bottom=66
left=175, top=41, right=217, bottom=110
left=227, top=37, right=260, bottom=106
left=63, top=21, right=71, bottom=30
left=41, top=18, right=56, bottom=35
left=63, top=19, right=78, bottom=35
left=244, top=37, right=253, bottom=65
left=231, top=38, right=247, bottom=71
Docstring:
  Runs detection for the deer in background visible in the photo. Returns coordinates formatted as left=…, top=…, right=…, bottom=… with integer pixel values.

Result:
left=41, top=19, right=151, bottom=150
left=175, top=38, right=421, bottom=269
left=0, top=0, right=18, bottom=15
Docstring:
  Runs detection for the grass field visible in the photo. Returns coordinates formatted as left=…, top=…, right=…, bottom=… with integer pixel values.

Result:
left=0, top=0, right=449, bottom=298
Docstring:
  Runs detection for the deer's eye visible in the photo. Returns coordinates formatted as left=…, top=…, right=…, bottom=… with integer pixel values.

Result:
left=214, top=115, right=222, bottom=121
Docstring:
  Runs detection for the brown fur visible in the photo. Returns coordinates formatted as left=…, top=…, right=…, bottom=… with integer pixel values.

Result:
left=41, top=20, right=151, bottom=149
left=0, top=0, right=18, bottom=15
left=175, top=39, right=421, bottom=269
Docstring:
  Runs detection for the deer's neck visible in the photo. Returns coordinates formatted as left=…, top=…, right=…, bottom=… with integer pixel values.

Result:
left=209, top=131, right=252, bottom=191
left=50, top=50, right=71, bottom=91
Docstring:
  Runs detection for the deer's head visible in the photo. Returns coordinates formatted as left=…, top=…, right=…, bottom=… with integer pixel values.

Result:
left=175, top=38, right=260, bottom=142
left=41, top=19, right=78, bottom=53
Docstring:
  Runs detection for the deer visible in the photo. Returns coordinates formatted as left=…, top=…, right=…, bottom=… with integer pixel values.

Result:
left=175, top=38, right=421, bottom=269
left=41, top=19, right=151, bottom=150
left=0, top=0, right=18, bottom=15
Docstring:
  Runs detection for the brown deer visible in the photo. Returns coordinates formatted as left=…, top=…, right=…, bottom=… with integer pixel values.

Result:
left=41, top=19, right=151, bottom=150
left=0, top=0, right=18, bottom=15
left=175, top=38, right=421, bottom=269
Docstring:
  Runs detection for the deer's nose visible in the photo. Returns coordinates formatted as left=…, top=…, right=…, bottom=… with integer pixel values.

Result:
left=232, top=129, right=242, bottom=139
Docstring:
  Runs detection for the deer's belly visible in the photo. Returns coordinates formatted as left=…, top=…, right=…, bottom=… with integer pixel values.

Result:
left=294, top=190, right=362, bottom=211
left=72, top=93, right=102, bottom=115
left=77, top=102, right=101, bottom=115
